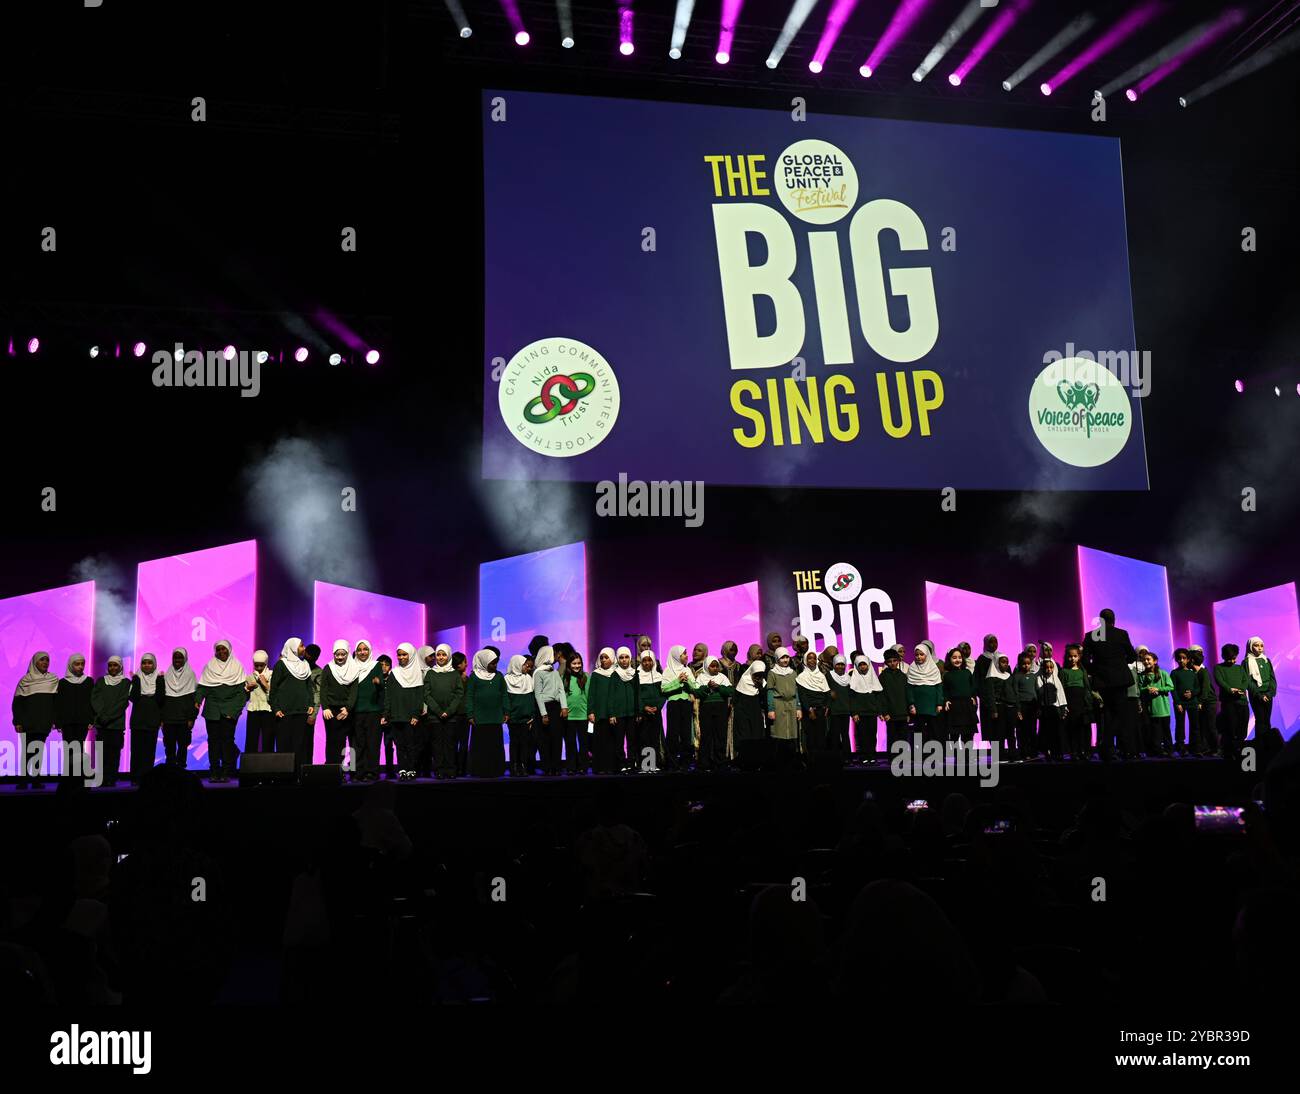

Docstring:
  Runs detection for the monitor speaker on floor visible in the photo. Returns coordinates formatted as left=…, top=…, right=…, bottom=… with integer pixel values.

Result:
left=238, top=752, right=296, bottom=786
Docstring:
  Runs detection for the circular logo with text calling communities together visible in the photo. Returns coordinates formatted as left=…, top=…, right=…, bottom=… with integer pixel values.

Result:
left=499, top=337, right=621, bottom=458
left=1028, top=357, right=1132, bottom=467
left=824, top=561, right=862, bottom=603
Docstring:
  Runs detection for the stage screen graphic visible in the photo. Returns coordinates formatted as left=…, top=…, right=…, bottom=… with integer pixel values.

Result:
left=482, top=90, right=1144, bottom=491
left=926, top=580, right=1023, bottom=749
left=1, top=581, right=95, bottom=772
left=480, top=542, right=588, bottom=757
left=134, top=541, right=258, bottom=770
left=1212, top=582, right=1299, bottom=739
left=312, top=581, right=425, bottom=764
left=432, top=625, right=468, bottom=656
left=657, top=581, right=761, bottom=668
left=1188, top=621, right=1213, bottom=655
left=1077, top=546, right=1173, bottom=661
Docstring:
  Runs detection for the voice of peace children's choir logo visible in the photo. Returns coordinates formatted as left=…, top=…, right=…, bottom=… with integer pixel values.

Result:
left=500, top=336, right=621, bottom=458
left=1027, top=356, right=1132, bottom=468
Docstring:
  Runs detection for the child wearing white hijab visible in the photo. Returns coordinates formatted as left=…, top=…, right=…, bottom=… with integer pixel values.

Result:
left=610, top=646, right=639, bottom=771
left=825, top=654, right=855, bottom=757
left=270, top=638, right=316, bottom=776
left=160, top=648, right=200, bottom=768
left=660, top=644, right=696, bottom=771
left=12, top=652, right=59, bottom=788
left=384, top=642, right=427, bottom=780
left=732, top=651, right=769, bottom=751
left=851, top=654, right=886, bottom=760
left=128, top=652, right=164, bottom=781
left=90, top=656, right=131, bottom=785
left=1245, top=636, right=1277, bottom=735
left=504, top=654, right=536, bottom=777
left=694, top=656, right=733, bottom=770
left=766, top=647, right=801, bottom=756
left=425, top=643, right=466, bottom=779
left=532, top=644, right=568, bottom=776
left=633, top=649, right=666, bottom=771
left=585, top=647, right=625, bottom=774
left=197, top=640, right=248, bottom=782
left=350, top=640, right=385, bottom=780
left=54, top=653, right=95, bottom=775
left=319, top=638, right=361, bottom=771
left=796, top=649, right=831, bottom=753
left=466, top=649, right=507, bottom=777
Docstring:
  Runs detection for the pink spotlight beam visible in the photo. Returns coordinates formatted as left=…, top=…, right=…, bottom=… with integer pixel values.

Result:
left=951, top=0, right=1035, bottom=85
left=1133, top=8, right=1247, bottom=98
left=496, top=0, right=528, bottom=43
left=717, top=0, right=745, bottom=64
left=811, top=0, right=859, bottom=73
left=863, top=0, right=936, bottom=78
left=619, top=5, right=634, bottom=55
left=1043, top=1, right=1166, bottom=95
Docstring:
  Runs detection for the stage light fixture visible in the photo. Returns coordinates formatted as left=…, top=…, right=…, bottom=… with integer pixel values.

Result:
left=562, top=36, right=574, bottom=48
left=1041, top=2, right=1165, bottom=98
left=670, top=0, right=695, bottom=59
left=809, top=59, right=823, bottom=73
left=1275, top=385, right=1282, bottom=397
left=89, top=345, right=99, bottom=358
left=810, top=0, right=859, bottom=76
left=716, top=0, right=742, bottom=67
left=132, top=341, right=146, bottom=357
left=863, top=0, right=936, bottom=85
left=515, top=30, right=530, bottom=45
left=859, top=64, right=872, bottom=76
left=1179, top=24, right=1300, bottom=107
left=1002, top=13, right=1095, bottom=91
left=767, top=0, right=818, bottom=70
left=950, top=0, right=1034, bottom=87
left=256, top=350, right=269, bottom=364
left=444, top=0, right=472, bottom=38
left=27, top=337, right=39, bottom=354
left=329, top=353, right=342, bottom=366
left=557, top=0, right=574, bottom=47
left=1100, top=10, right=1246, bottom=102
left=1234, top=379, right=1245, bottom=393
left=912, top=0, right=987, bottom=84
left=949, top=73, right=961, bottom=86
left=294, top=347, right=308, bottom=362
left=619, top=5, right=634, bottom=55
left=365, top=349, right=380, bottom=365
left=716, top=51, right=729, bottom=64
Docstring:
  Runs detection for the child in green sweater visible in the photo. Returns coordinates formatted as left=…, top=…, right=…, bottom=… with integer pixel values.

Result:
left=1169, top=648, right=1200, bottom=757
left=1214, top=644, right=1250, bottom=761
left=1137, top=651, right=1173, bottom=757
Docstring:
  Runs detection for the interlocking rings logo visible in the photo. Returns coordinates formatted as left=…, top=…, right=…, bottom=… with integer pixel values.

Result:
left=523, top=371, right=597, bottom=423
left=499, top=337, right=621, bottom=458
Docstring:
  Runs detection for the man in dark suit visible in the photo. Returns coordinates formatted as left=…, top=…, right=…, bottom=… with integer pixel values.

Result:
left=1081, top=608, right=1137, bottom=761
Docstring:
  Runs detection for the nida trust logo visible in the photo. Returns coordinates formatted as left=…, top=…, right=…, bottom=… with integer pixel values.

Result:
left=1028, top=356, right=1132, bottom=467
left=499, top=336, right=621, bottom=458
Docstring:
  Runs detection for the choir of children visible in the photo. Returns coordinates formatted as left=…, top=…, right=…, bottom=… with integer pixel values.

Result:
left=7, top=631, right=1285, bottom=784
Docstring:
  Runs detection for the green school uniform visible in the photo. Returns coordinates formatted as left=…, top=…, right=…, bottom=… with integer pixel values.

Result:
left=466, top=672, right=507, bottom=723
left=424, top=670, right=466, bottom=718
left=1169, top=667, right=1198, bottom=709
left=90, top=678, right=131, bottom=732
left=1246, top=658, right=1277, bottom=699
left=354, top=663, right=386, bottom=713
left=269, top=662, right=314, bottom=716
left=1214, top=662, right=1249, bottom=706
left=1137, top=669, right=1173, bottom=717
left=197, top=681, right=248, bottom=721
left=877, top=667, right=909, bottom=720
left=564, top=674, right=590, bottom=720
left=906, top=680, right=943, bottom=716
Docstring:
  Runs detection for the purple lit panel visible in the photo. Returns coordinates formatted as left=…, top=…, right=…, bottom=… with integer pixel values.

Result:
left=657, top=581, right=761, bottom=668
left=926, top=581, right=1022, bottom=750
left=312, top=581, right=425, bottom=763
left=1077, top=546, right=1173, bottom=662
left=432, top=625, right=468, bottom=655
left=480, top=542, right=588, bottom=758
left=134, top=541, right=257, bottom=770
left=1213, top=583, right=1300, bottom=739
left=1188, top=621, right=1213, bottom=655
left=0, top=581, right=95, bottom=764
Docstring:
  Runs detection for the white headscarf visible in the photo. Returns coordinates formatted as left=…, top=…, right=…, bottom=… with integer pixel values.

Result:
left=735, top=659, right=766, bottom=697
left=164, top=648, right=197, bottom=696
left=1130, top=645, right=1150, bottom=674
left=278, top=638, right=312, bottom=681
left=850, top=655, right=883, bottom=694
left=637, top=650, right=663, bottom=684
left=391, top=642, right=425, bottom=689
left=796, top=653, right=829, bottom=693
left=352, top=640, right=372, bottom=665
left=829, top=655, right=853, bottom=689
left=985, top=654, right=1011, bottom=682
left=664, top=645, right=689, bottom=682
left=326, top=638, right=362, bottom=685
left=1246, top=637, right=1269, bottom=686
left=769, top=646, right=795, bottom=677
left=472, top=649, right=498, bottom=681
left=907, top=645, right=942, bottom=687
left=429, top=643, right=455, bottom=673
left=136, top=652, right=160, bottom=696
left=593, top=646, right=616, bottom=678
left=14, top=652, right=59, bottom=698
left=101, top=655, right=128, bottom=686
left=1039, top=659, right=1069, bottom=708
left=63, top=653, right=88, bottom=685
left=696, top=657, right=728, bottom=686
left=505, top=654, right=533, bottom=694
left=534, top=645, right=556, bottom=673
left=199, top=640, right=246, bottom=687
left=613, top=646, right=636, bottom=683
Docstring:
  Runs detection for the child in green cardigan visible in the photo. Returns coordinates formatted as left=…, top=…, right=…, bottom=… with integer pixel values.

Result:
left=694, top=656, right=733, bottom=770
left=504, top=655, right=536, bottom=777
left=660, top=645, right=696, bottom=771
left=1214, top=644, right=1250, bottom=761
left=825, top=655, right=856, bottom=758
left=875, top=650, right=908, bottom=755
left=466, top=649, right=507, bottom=777
left=1245, top=636, right=1278, bottom=737
left=1169, top=648, right=1200, bottom=757
left=424, top=643, right=465, bottom=779
left=90, top=656, right=131, bottom=785
left=1190, top=646, right=1219, bottom=756
left=1137, top=651, right=1173, bottom=757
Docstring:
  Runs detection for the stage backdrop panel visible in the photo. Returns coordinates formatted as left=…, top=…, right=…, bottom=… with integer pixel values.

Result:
left=1212, top=583, right=1299, bottom=740
left=312, top=581, right=426, bottom=764
left=480, top=542, right=588, bottom=758
left=657, top=581, right=761, bottom=668
left=482, top=90, right=1144, bottom=490
left=1, top=581, right=95, bottom=771
left=926, top=580, right=1023, bottom=750
left=432, top=625, right=468, bottom=656
left=1077, top=546, right=1173, bottom=661
left=1188, top=621, right=1214, bottom=656
left=134, top=541, right=258, bottom=770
